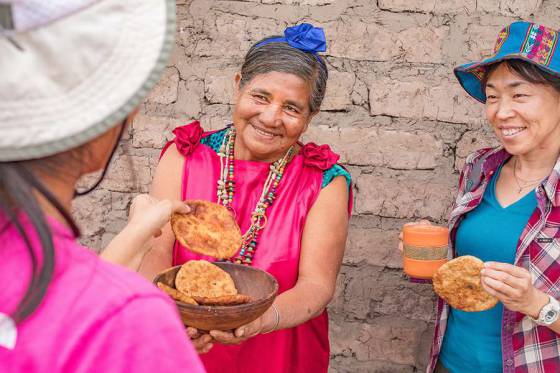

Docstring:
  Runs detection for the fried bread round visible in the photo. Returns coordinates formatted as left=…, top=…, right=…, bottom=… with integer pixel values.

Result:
left=432, top=255, right=498, bottom=312
left=193, top=294, right=252, bottom=306
left=171, top=200, right=242, bottom=259
left=157, top=282, right=198, bottom=305
left=175, top=260, right=238, bottom=298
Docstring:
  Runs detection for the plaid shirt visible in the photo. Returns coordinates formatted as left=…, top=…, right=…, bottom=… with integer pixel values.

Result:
left=427, top=147, right=560, bottom=373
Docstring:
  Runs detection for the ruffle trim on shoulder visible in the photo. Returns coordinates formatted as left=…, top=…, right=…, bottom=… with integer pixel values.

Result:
left=301, top=142, right=340, bottom=170
left=172, top=121, right=204, bottom=157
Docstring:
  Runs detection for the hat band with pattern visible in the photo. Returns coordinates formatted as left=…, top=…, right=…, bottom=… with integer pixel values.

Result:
left=454, top=21, right=560, bottom=103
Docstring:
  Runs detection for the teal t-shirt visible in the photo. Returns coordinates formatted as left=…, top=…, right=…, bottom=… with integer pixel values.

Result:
left=439, top=163, right=537, bottom=372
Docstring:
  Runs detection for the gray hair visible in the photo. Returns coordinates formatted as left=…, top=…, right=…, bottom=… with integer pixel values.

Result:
left=239, top=36, right=328, bottom=113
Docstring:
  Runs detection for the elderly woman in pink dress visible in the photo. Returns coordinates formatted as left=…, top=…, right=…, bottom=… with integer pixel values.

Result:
left=139, top=24, right=352, bottom=372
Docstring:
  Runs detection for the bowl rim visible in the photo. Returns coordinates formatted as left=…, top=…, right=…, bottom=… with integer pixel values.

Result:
left=154, top=262, right=279, bottom=311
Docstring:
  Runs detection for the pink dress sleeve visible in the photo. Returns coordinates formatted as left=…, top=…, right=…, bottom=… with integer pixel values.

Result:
left=64, top=296, right=205, bottom=373
left=160, top=121, right=204, bottom=159
left=302, top=142, right=353, bottom=216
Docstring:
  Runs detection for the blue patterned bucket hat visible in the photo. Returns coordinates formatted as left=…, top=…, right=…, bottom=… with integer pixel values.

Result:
left=454, top=21, right=560, bottom=103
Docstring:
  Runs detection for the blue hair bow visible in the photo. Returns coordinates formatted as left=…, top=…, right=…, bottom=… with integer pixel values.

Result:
left=255, top=23, right=327, bottom=56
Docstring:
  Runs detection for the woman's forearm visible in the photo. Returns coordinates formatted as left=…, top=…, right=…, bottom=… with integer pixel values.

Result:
left=100, top=195, right=187, bottom=275
left=262, top=279, right=334, bottom=332
left=100, top=225, right=151, bottom=271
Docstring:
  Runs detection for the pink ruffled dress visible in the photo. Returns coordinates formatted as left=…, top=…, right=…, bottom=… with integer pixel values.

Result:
left=161, top=121, right=352, bottom=373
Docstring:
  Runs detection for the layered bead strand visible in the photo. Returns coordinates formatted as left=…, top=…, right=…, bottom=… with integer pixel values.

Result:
left=217, top=128, right=236, bottom=209
left=216, top=126, right=293, bottom=265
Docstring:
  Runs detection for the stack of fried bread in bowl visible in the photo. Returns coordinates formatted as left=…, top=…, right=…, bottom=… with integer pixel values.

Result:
left=154, top=200, right=278, bottom=331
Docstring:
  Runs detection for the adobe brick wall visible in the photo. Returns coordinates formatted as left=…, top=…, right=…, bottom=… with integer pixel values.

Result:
left=73, top=1, right=560, bottom=371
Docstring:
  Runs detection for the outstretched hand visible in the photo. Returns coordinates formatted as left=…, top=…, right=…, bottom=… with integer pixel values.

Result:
left=127, top=194, right=191, bottom=241
left=101, top=194, right=190, bottom=270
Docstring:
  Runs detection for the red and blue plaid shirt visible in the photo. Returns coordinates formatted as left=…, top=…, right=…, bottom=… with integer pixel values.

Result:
left=427, top=147, right=560, bottom=373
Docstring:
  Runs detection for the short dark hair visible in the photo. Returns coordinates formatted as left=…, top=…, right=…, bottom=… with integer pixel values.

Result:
left=239, top=36, right=328, bottom=113
left=483, top=59, right=560, bottom=94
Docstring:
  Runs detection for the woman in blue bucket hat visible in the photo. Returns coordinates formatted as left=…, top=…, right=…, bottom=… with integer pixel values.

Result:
left=0, top=1, right=205, bottom=372
left=426, top=21, right=560, bottom=373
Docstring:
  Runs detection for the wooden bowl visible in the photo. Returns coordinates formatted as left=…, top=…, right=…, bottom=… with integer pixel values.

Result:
left=154, top=262, right=279, bottom=331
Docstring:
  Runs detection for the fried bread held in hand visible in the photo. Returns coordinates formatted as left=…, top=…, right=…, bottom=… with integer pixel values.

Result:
left=433, top=255, right=498, bottom=312
left=157, top=282, right=198, bottom=305
left=171, top=200, right=242, bottom=259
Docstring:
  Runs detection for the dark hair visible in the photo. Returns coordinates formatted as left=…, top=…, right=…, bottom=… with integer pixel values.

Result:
left=483, top=59, right=560, bottom=94
left=1, top=109, right=127, bottom=325
left=0, top=159, right=80, bottom=323
left=239, top=36, right=328, bottom=113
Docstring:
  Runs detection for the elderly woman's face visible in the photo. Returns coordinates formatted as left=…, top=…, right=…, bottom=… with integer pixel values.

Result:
left=232, top=71, right=315, bottom=162
left=485, top=63, right=560, bottom=157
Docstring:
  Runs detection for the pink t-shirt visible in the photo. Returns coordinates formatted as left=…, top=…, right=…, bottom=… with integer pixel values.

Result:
left=0, top=214, right=205, bottom=373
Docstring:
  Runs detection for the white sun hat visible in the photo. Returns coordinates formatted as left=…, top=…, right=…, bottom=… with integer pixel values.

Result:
left=0, top=0, right=175, bottom=161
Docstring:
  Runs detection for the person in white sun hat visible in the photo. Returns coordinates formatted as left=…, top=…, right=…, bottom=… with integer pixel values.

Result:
left=0, top=1, right=205, bottom=371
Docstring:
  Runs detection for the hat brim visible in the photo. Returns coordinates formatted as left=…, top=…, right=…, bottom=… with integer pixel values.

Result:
left=454, top=54, right=560, bottom=103
left=0, top=0, right=175, bottom=161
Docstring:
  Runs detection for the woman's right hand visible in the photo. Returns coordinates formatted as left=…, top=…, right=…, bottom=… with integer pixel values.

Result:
left=127, top=194, right=190, bottom=242
left=187, top=327, right=214, bottom=354
left=100, top=194, right=190, bottom=271
left=398, top=220, right=432, bottom=252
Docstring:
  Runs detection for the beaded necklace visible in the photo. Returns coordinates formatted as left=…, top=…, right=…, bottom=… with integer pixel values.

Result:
left=217, top=126, right=294, bottom=265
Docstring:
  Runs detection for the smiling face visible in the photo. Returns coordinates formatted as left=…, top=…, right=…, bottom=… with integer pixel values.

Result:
left=485, top=63, right=560, bottom=158
left=232, top=71, right=316, bottom=162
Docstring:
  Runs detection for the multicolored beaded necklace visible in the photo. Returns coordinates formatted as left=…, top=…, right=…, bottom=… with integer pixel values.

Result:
left=217, top=126, right=294, bottom=265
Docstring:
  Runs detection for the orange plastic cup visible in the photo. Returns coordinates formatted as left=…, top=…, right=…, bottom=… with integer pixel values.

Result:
left=402, top=225, right=449, bottom=280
